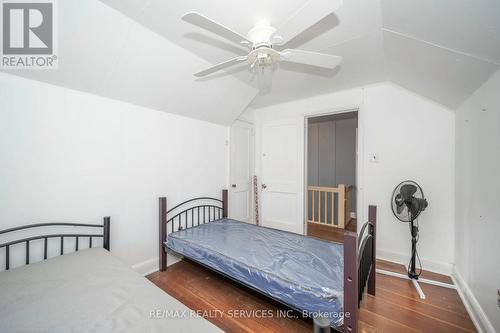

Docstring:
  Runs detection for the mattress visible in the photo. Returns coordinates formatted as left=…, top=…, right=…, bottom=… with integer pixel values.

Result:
left=165, top=219, right=344, bottom=327
left=0, top=248, right=222, bottom=333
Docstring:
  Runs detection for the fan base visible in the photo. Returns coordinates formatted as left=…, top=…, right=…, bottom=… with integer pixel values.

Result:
left=377, top=269, right=457, bottom=301
left=411, top=279, right=426, bottom=300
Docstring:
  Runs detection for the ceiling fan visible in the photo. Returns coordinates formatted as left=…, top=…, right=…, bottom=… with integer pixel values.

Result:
left=182, top=0, right=343, bottom=87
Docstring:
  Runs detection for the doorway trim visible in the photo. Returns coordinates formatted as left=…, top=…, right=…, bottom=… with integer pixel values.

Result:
left=303, top=107, right=363, bottom=235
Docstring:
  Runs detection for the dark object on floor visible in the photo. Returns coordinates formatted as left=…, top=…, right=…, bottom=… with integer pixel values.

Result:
left=314, top=316, right=331, bottom=333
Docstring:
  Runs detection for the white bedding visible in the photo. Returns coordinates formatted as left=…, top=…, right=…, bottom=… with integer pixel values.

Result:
left=0, top=248, right=222, bottom=333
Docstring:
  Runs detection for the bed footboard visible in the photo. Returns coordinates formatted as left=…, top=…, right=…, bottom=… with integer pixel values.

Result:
left=343, top=205, right=377, bottom=332
left=159, top=190, right=228, bottom=271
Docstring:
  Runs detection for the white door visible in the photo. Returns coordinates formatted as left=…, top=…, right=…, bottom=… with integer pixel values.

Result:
left=261, top=120, right=303, bottom=234
left=229, top=120, right=253, bottom=223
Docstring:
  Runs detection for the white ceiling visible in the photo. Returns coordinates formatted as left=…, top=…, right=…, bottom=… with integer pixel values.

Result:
left=3, top=0, right=499, bottom=124
left=381, top=0, right=500, bottom=110
left=1, top=0, right=258, bottom=125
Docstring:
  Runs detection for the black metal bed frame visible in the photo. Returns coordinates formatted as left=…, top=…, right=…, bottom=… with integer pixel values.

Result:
left=357, top=208, right=376, bottom=306
left=158, top=190, right=227, bottom=271
left=159, top=190, right=376, bottom=333
left=0, top=217, right=111, bottom=271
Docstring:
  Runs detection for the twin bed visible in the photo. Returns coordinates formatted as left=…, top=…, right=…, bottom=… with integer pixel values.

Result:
left=0, top=189, right=376, bottom=333
left=0, top=218, right=222, bottom=333
left=160, top=190, right=377, bottom=332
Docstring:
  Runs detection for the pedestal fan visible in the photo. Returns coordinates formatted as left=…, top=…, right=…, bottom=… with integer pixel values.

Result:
left=391, top=180, right=428, bottom=299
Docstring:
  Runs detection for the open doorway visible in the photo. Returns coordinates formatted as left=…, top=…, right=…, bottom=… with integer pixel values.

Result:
left=306, top=111, right=358, bottom=242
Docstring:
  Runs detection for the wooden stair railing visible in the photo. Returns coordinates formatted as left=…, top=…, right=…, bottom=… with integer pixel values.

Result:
left=307, top=184, right=353, bottom=229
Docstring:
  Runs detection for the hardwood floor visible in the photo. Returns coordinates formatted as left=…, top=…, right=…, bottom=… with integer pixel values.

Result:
left=148, top=258, right=475, bottom=333
left=307, top=219, right=357, bottom=243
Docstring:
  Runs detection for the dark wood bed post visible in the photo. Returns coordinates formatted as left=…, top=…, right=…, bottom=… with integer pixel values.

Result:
left=159, top=197, right=167, bottom=272
left=222, top=189, right=228, bottom=218
left=344, top=206, right=377, bottom=332
left=343, top=231, right=358, bottom=333
left=103, top=216, right=110, bottom=251
left=367, top=205, right=377, bottom=296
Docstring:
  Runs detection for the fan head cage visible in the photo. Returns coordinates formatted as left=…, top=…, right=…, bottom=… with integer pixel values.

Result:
left=391, top=180, right=425, bottom=222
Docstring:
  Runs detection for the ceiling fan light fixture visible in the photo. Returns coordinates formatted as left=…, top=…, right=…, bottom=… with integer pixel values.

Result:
left=247, top=23, right=276, bottom=47
left=257, top=53, right=272, bottom=66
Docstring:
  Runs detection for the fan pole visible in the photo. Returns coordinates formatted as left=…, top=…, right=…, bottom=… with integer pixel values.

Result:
left=408, top=215, right=425, bottom=299
left=408, top=218, right=419, bottom=279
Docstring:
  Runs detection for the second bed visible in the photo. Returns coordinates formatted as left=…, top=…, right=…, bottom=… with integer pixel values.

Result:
left=159, top=190, right=377, bottom=332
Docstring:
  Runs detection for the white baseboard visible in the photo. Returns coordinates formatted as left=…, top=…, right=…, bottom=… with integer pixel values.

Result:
left=131, top=257, right=159, bottom=276
left=131, top=253, right=182, bottom=276
left=167, top=253, right=182, bottom=267
left=377, top=248, right=453, bottom=276
left=452, top=268, right=495, bottom=333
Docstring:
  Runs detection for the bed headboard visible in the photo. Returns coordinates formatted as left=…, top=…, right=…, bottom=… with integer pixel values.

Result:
left=158, top=190, right=227, bottom=271
left=0, top=217, right=110, bottom=271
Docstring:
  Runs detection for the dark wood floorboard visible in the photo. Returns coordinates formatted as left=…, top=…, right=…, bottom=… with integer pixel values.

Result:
left=307, top=219, right=356, bottom=243
left=148, top=259, right=475, bottom=333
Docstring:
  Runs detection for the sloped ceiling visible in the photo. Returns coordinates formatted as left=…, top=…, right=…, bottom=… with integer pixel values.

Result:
left=2, top=0, right=499, bottom=124
left=381, top=0, right=500, bottom=110
left=1, top=0, right=258, bottom=125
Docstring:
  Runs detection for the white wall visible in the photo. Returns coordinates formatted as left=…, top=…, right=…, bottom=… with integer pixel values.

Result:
left=455, top=69, right=500, bottom=332
left=253, top=82, right=455, bottom=273
left=0, top=73, right=228, bottom=274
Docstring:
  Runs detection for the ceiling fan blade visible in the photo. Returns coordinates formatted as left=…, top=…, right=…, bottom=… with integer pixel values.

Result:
left=182, top=11, right=251, bottom=46
left=273, top=0, right=343, bottom=45
left=280, top=49, right=341, bottom=69
left=194, top=56, right=248, bottom=77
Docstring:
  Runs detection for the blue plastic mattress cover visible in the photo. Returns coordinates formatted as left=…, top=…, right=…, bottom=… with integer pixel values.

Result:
left=165, top=219, right=344, bottom=327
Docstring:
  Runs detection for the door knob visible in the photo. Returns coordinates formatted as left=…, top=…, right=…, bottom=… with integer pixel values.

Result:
left=261, top=184, right=267, bottom=189
left=231, top=184, right=237, bottom=188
